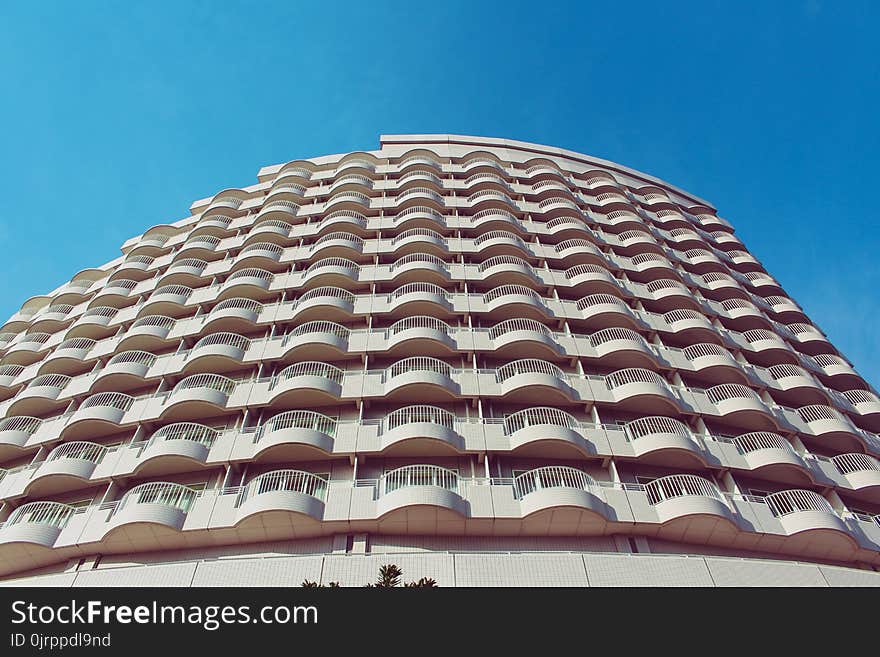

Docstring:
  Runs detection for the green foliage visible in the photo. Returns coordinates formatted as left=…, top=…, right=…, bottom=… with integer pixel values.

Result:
left=303, top=563, right=436, bottom=588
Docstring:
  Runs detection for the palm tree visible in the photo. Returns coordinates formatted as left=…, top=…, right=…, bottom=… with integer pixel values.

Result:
left=301, top=563, right=437, bottom=587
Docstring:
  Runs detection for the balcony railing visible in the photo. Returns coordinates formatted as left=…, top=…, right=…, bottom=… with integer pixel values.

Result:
left=117, top=482, right=200, bottom=514
left=503, top=407, right=577, bottom=434
left=381, top=465, right=458, bottom=495
left=239, top=470, right=328, bottom=504
left=385, top=405, right=454, bottom=431
left=764, top=489, right=834, bottom=518
left=513, top=466, right=596, bottom=499
left=644, top=474, right=724, bottom=505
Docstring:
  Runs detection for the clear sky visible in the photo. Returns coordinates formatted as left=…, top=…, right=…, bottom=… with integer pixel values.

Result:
left=0, top=1, right=877, bottom=387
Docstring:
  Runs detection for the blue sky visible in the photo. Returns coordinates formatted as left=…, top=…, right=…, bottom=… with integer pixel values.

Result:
left=0, top=1, right=878, bottom=387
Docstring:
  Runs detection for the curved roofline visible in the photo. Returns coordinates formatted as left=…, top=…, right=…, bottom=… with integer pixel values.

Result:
left=379, top=134, right=716, bottom=210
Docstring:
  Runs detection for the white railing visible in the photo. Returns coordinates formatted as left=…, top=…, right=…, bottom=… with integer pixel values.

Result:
left=182, top=234, right=221, bottom=250
left=742, top=329, right=783, bottom=344
left=682, top=343, right=731, bottom=361
left=381, top=465, right=458, bottom=495
left=168, top=257, right=208, bottom=273
left=118, top=482, right=199, bottom=513
left=513, top=466, right=596, bottom=499
left=322, top=210, right=368, bottom=228
left=26, top=374, right=72, bottom=390
left=276, top=165, right=312, bottom=179
left=122, top=255, right=156, bottom=266
left=556, top=238, right=600, bottom=254
left=605, top=368, right=668, bottom=391
left=812, top=353, right=851, bottom=369
left=149, top=422, right=219, bottom=448
left=211, top=298, right=264, bottom=315
left=262, top=411, right=337, bottom=438
left=489, top=318, right=550, bottom=340
left=483, top=284, right=541, bottom=304
left=130, top=314, right=177, bottom=330
left=173, top=374, right=236, bottom=395
left=646, top=279, right=688, bottom=294
left=842, top=389, right=879, bottom=406
left=478, top=255, right=534, bottom=274
left=195, top=214, right=232, bottom=228
left=46, top=441, right=107, bottom=464
left=261, top=200, right=301, bottom=214
left=399, top=169, right=441, bottom=186
left=731, top=431, right=794, bottom=455
left=465, top=172, right=508, bottom=187
left=787, top=323, right=825, bottom=339
left=624, top=416, right=692, bottom=442
left=496, top=359, right=563, bottom=383
left=296, top=286, right=356, bottom=305
left=503, top=407, right=577, bottom=434
left=288, top=321, right=350, bottom=341
left=39, top=303, right=75, bottom=317
left=239, top=242, right=284, bottom=258
left=547, top=215, right=589, bottom=230
left=391, top=282, right=449, bottom=301
left=192, top=332, right=250, bottom=352
left=764, top=489, right=834, bottom=518
left=617, top=229, right=656, bottom=244
left=151, top=284, right=193, bottom=299
left=16, top=332, right=51, bottom=345
left=270, top=183, right=308, bottom=196
left=386, top=357, right=452, bottom=381
left=832, top=453, right=880, bottom=475
left=239, top=470, right=328, bottom=504
left=664, top=308, right=707, bottom=325
left=385, top=405, right=454, bottom=431
left=55, top=337, right=97, bottom=352
left=5, top=501, right=76, bottom=529
left=392, top=228, right=445, bottom=245
left=644, top=474, right=724, bottom=505
left=210, top=195, right=244, bottom=209
left=388, top=316, right=451, bottom=336
left=394, top=206, right=444, bottom=223
left=473, top=230, right=524, bottom=248
left=631, top=252, right=670, bottom=267
left=589, top=327, right=645, bottom=348
left=577, top=293, right=629, bottom=311
left=0, top=364, right=25, bottom=378
left=705, top=383, right=760, bottom=404
left=797, top=404, right=848, bottom=424
left=314, top=232, right=365, bottom=248
left=398, top=155, right=441, bottom=171
left=276, top=361, right=344, bottom=385
left=304, top=258, right=359, bottom=276
left=564, top=263, right=613, bottom=280
left=251, top=219, right=293, bottom=236
left=79, top=392, right=135, bottom=411
left=767, top=364, right=811, bottom=381
left=721, top=298, right=759, bottom=313
left=468, top=189, right=513, bottom=206
left=538, top=196, right=578, bottom=210
left=101, top=278, right=138, bottom=293
left=390, top=252, right=449, bottom=271
left=397, top=187, right=442, bottom=204
left=0, top=416, right=42, bottom=434
left=226, top=268, right=274, bottom=283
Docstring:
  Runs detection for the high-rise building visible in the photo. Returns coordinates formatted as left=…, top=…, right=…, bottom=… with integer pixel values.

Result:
left=1, top=134, right=879, bottom=587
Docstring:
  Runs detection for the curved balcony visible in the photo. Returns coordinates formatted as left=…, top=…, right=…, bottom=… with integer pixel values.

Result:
left=763, top=490, right=855, bottom=553
left=389, top=253, right=449, bottom=285
left=64, top=392, right=134, bottom=440
left=576, top=294, right=637, bottom=329
left=563, top=264, right=619, bottom=296
left=337, top=155, right=378, bottom=175
left=627, top=252, right=678, bottom=279
left=0, top=501, right=75, bottom=548
left=663, top=309, right=720, bottom=344
left=786, top=323, right=831, bottom=355
left=680, top=248, right=724, bottom=274
left=281, top=321, right=350, bottom=361
left=531, top=179, right=573, bottom=199
left=311, top=232, right=365, bottom=259
left=766, top=364, right=826, bottom=404
left=65, top=306, right=120, bottom=339
left=605, top=368, right=678, bottom=414
left=0, top=416, right=41, bottom=459
left=234, top=470, right=327, bottom=529
left=38, top=337, right=97, bottom=375
left=53, top=279, right=95, bottom=304
left=536, top=195, right=581, bottom=218
left=397, top=153, right=442, bottom=173
left=138, top=423, right=218, bottom=475
left=389, top=282, right=452, bottom=317
left=741, top=328, right=794, bottom=364
left=28, top=442, right=108, bottom=495
left=383, top=357, right=457, bottom=401
left=380, top=405, right=463, bottom=455
left=731, top=432, right=810, bottom=483
left=3, top=331, right=52, bottom=364
left=386, top=316, right=453, bottom=356
left=92, top=350, right=157, bottom=392
left=473, top=229, right=529, bottom=259
left=255, top=199, right=301, bottom=222
left=470, top=208, right=522, bottom=235
left=8, top=374, right=71, bottom=417
left=203, top=298, right=263, bottom=333
left=175, top=234, right=221, bottom=260
left=554, top=238, right=606, bottom=266
left=317, top=210, right=369, bottom=237
left=645, top=474, right=734, bottom=527
left=0, top=364, right=25, bottom=394
left=478, top=256, right=537, bottom=289
left=159, top=258, right=209, bottom=286
left=797, top=405, right=863, bottom=452
left=292, top=286, right=356, bottom=322
left=140, top=285, right=192, bottom=316
left=480, top=284, right=544, bottom=321
left=841, top=389, right=880, bottom=430
left=514, top=466, right=607, bottom=530
left=254, top=411, right=336, bottom=461
left=591, top=191, right=633, bottom=212
left=811, top=353, right=862, bottom=388
left=325, top=191, right=370, bottom=212
left=393, top=205, right=444, bottom=231
left=705, top=384, right=774, bottom=429
left=682, top=342, right=747, bottom=384
left=190, top=214, right=234, bottom=238
left=390, top=228, right=447, bottom=257
left=105, top=482, right=200, bottom=539
left=302, top=258, right=359, bottom=289
left=88, top=278, right=139, bottom=308
left=700, top=272, right=743, bottom=298
left=376, top=465, right=467, bottom=521
left=398, top=169, right=442, bottom=190
left=589, top=327, right=655, bottom=368
left=649, top=208, right=690, bottom=229
left=724, top=249, right=761, bottom=271
left=664, top=228, right=705, bottom=249
left=496, top=359, right=572, bottom=403
left=638, top=189, right=676, bottom=210
left=623, top=416, right=704, bottom=466
left=645, top=279, right=697, bottom=311
left=127, top=233, right=171, bottom=257
left=599, top=210, right=644, bottom=232
left=544, top=215, right=590, bottom=238
left=245, top=219, right=293, bottom=245
left=28, top=304, right=75, bottom=332
left=488, top=318, right=558, bottom=358
left=613, top=229, right=662, bottom=256
left=832, top=453, right=880, bottom=501
left=220, top=268, right=274, bottom=300
left=461, top=155, right=506, bottom=175
left=185, top=332, right=250, bottom=373
left=467, top=189, right=516, bottom=214
left=269, top=361, right=344, bottom=407
left=163, top=374, right=236, bottom=420
left=233, top=242, right=285, bottom=271
left=120, top=315, right=177, bottom=351
left=266, top=181, right=308, bottom=201
left=719, top=298, right=769, bottom=331
left=764, top=295, right=803, bottom=321
left=503, top=407, right=592, bottom=458
left=203, top=193, right=246, bottom=217
left=274, top=162, right=314, bottom=185
left=524, top=161, right=567, bottom=181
